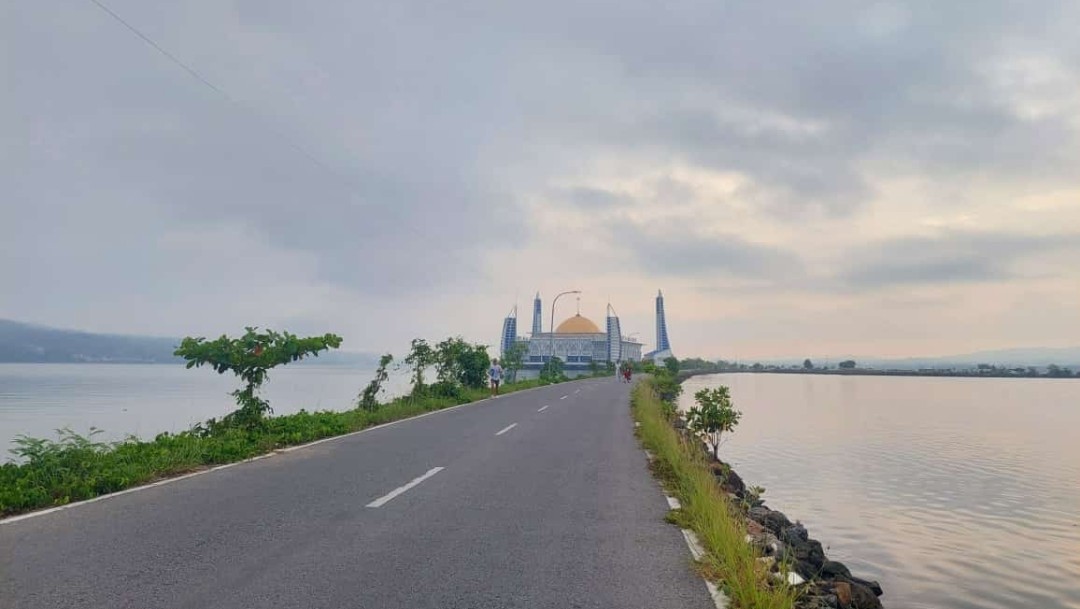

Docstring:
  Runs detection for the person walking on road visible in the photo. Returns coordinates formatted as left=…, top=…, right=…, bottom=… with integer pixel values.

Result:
left=489, top=358, right=504, bottom=397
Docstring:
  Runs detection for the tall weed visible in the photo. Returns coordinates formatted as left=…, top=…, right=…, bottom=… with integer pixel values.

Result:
left=633, top=380, right=798, bottom=609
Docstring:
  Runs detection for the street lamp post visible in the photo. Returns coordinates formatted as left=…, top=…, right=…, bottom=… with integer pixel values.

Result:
left=549, top=290, right=581, bottom=366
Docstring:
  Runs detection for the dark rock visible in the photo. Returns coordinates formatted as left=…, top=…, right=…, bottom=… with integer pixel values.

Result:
left=709, top=461, right=746, bottom=497
left=781, top=524, right=825, bottom=576
left=833, top=582, right=852, bottom=608
left=806, top=540, right=826, bottom=568
left=781, top=522, right=809, bottom=544
left=724, top=467, right=746, bottom=497
left=761, top=510, right=792, bottom=535
left=797, top=595, right=837, bottom=609
left=749, top=506, right=771, bottom=524
left=838, top=575, right=884, bottom=597
left=673, top=417, right=686, bottom=429
left=821, top=560, right=852, bottom=579
left=856, top=579, right=884, bottom=597
left=850, top=583, right=883, bottom=608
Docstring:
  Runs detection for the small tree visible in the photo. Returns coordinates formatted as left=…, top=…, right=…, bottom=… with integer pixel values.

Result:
left=434, top=337, right=468, bottom=386
left=404, top=338, right=436, bottom=395
left=664, top=356, right=680, bottom=376
left=432, top=337, right=490, bottom=391
left=686, top=386, right=742, bottom=461
left=539, top=356, right=565, bottom=383
left=838, top=360, right=856, bottom=369
left=1047, top=364, right=1073, bottom=378
left=803, top=358, right=814, bottom=370
left=653, top=365, right=683, bottom=404
left=457, top=342, right=490, bottom=389
left=501, top=341, right=526, bottom=383
left=358, top=354, right=393, bottom=411
left=175, top=327, right=342, bottom=427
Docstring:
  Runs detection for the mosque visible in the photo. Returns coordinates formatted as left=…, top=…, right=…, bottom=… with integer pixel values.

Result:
left=499, top=290, right=674, bottom=377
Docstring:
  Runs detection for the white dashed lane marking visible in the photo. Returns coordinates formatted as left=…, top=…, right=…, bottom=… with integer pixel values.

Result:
left=495, top=423, right=518, bottom=436
left=366, top=467, right=445, bottom=508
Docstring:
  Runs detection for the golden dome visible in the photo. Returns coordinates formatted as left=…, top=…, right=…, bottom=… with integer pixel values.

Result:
left=555, top=314, right=602, bottom=334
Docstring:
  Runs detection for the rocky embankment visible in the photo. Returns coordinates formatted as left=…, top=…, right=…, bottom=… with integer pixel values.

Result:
left=673, top=417, right=886, bottom=609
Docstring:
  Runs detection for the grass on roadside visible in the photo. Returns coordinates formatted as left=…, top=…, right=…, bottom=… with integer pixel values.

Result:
left=0, top=377, right=555, bottom=518
left=632, top=378, right=798, bottom=609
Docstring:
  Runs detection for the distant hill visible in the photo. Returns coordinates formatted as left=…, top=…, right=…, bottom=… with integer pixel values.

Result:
left=0, top=319, right=181, bottom=363
left=880, top=346, right=1080, bottom=370
left=0, top=319, right=379, bottom=367
left=750, top=346, right=1080, bottom=371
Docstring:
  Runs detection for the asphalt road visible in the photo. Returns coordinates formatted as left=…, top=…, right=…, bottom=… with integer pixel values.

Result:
left=0, top=378, right=712, bottom=609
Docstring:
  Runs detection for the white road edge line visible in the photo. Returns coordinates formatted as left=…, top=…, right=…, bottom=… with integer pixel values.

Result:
left=366, top=467, right=444, bottom=508
left=537, top=405, right=549, bottom=412
left=559, top=395, right=568, bottom=400
left=666, top=494, right=731, bottom=609
left=0, top=379, right=580, bottom=526
left=495, top=423, right=518, bottom=436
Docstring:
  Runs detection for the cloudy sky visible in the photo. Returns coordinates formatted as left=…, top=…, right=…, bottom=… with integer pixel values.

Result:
left=4, top=0, right=1080, bottom=360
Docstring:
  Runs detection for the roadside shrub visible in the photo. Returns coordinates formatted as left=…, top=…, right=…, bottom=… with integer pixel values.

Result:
left=358, top=354, right=393, bottom=411
left=540, top=356, right=566, bottom=383
left=652, top=369, right=683, bottom=403
left=686, top=386, right=742, bottom=461
left=174, top=328, right=342, bottom=428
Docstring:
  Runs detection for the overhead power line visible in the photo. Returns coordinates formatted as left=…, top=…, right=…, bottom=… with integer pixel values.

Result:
left=87, top=0, right=334, bottom=172
left=88, top=0, right=230, bottom=100
left=83, top=0, right=487, bottom=291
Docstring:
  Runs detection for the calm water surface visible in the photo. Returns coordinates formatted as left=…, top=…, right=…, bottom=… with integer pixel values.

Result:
left=681, top=373, right=1080, bottom=609
left=0, top=363, right=408, bottom=454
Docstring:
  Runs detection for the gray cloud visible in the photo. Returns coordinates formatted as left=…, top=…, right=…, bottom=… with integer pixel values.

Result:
left=3, top=0, right=1080, bottom=354
left=609, top=219, right=804, bottom=281
left=559, top=187, right=632, bottom=209
left=838, top=232, right=1080, bottom=290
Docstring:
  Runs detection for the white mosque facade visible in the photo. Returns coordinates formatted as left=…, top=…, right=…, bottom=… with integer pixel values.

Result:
left=500, top=291, right=673, bottom=377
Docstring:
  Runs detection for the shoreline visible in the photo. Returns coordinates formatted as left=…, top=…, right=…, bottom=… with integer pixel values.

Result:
left=634, top=374, right=886, bottom=609
left=679, top=368, right=1078, bottom=380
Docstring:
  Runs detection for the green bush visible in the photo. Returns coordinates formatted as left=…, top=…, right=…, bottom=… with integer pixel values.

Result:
left=652, top=368, right=683, bottom=403
left=358, top=354, right=393, bottom=411
left=686, top=386, right=742, bottom=461
left=539, top=356, right=566, bottom=383
left=174, top=328, right=342, bottom=428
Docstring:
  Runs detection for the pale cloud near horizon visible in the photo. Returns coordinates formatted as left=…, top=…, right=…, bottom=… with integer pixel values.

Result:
left=3, top=0, right=1080, bottom=360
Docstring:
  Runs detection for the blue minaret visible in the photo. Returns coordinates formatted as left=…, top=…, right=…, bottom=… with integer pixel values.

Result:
left=532, top=292, right=543, bottom=336
left=606, top=303, right=622, bottom=363
left=655, top=290, right=671, bottom=353
left=501, top=305, right=518, bottom=356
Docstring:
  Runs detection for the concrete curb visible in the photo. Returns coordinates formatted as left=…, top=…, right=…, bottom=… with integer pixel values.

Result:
left=644, top=448, right=731, bottom=609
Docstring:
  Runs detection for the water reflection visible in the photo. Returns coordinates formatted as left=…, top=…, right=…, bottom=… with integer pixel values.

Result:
left=681, top=373, right=1080, bottom=609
